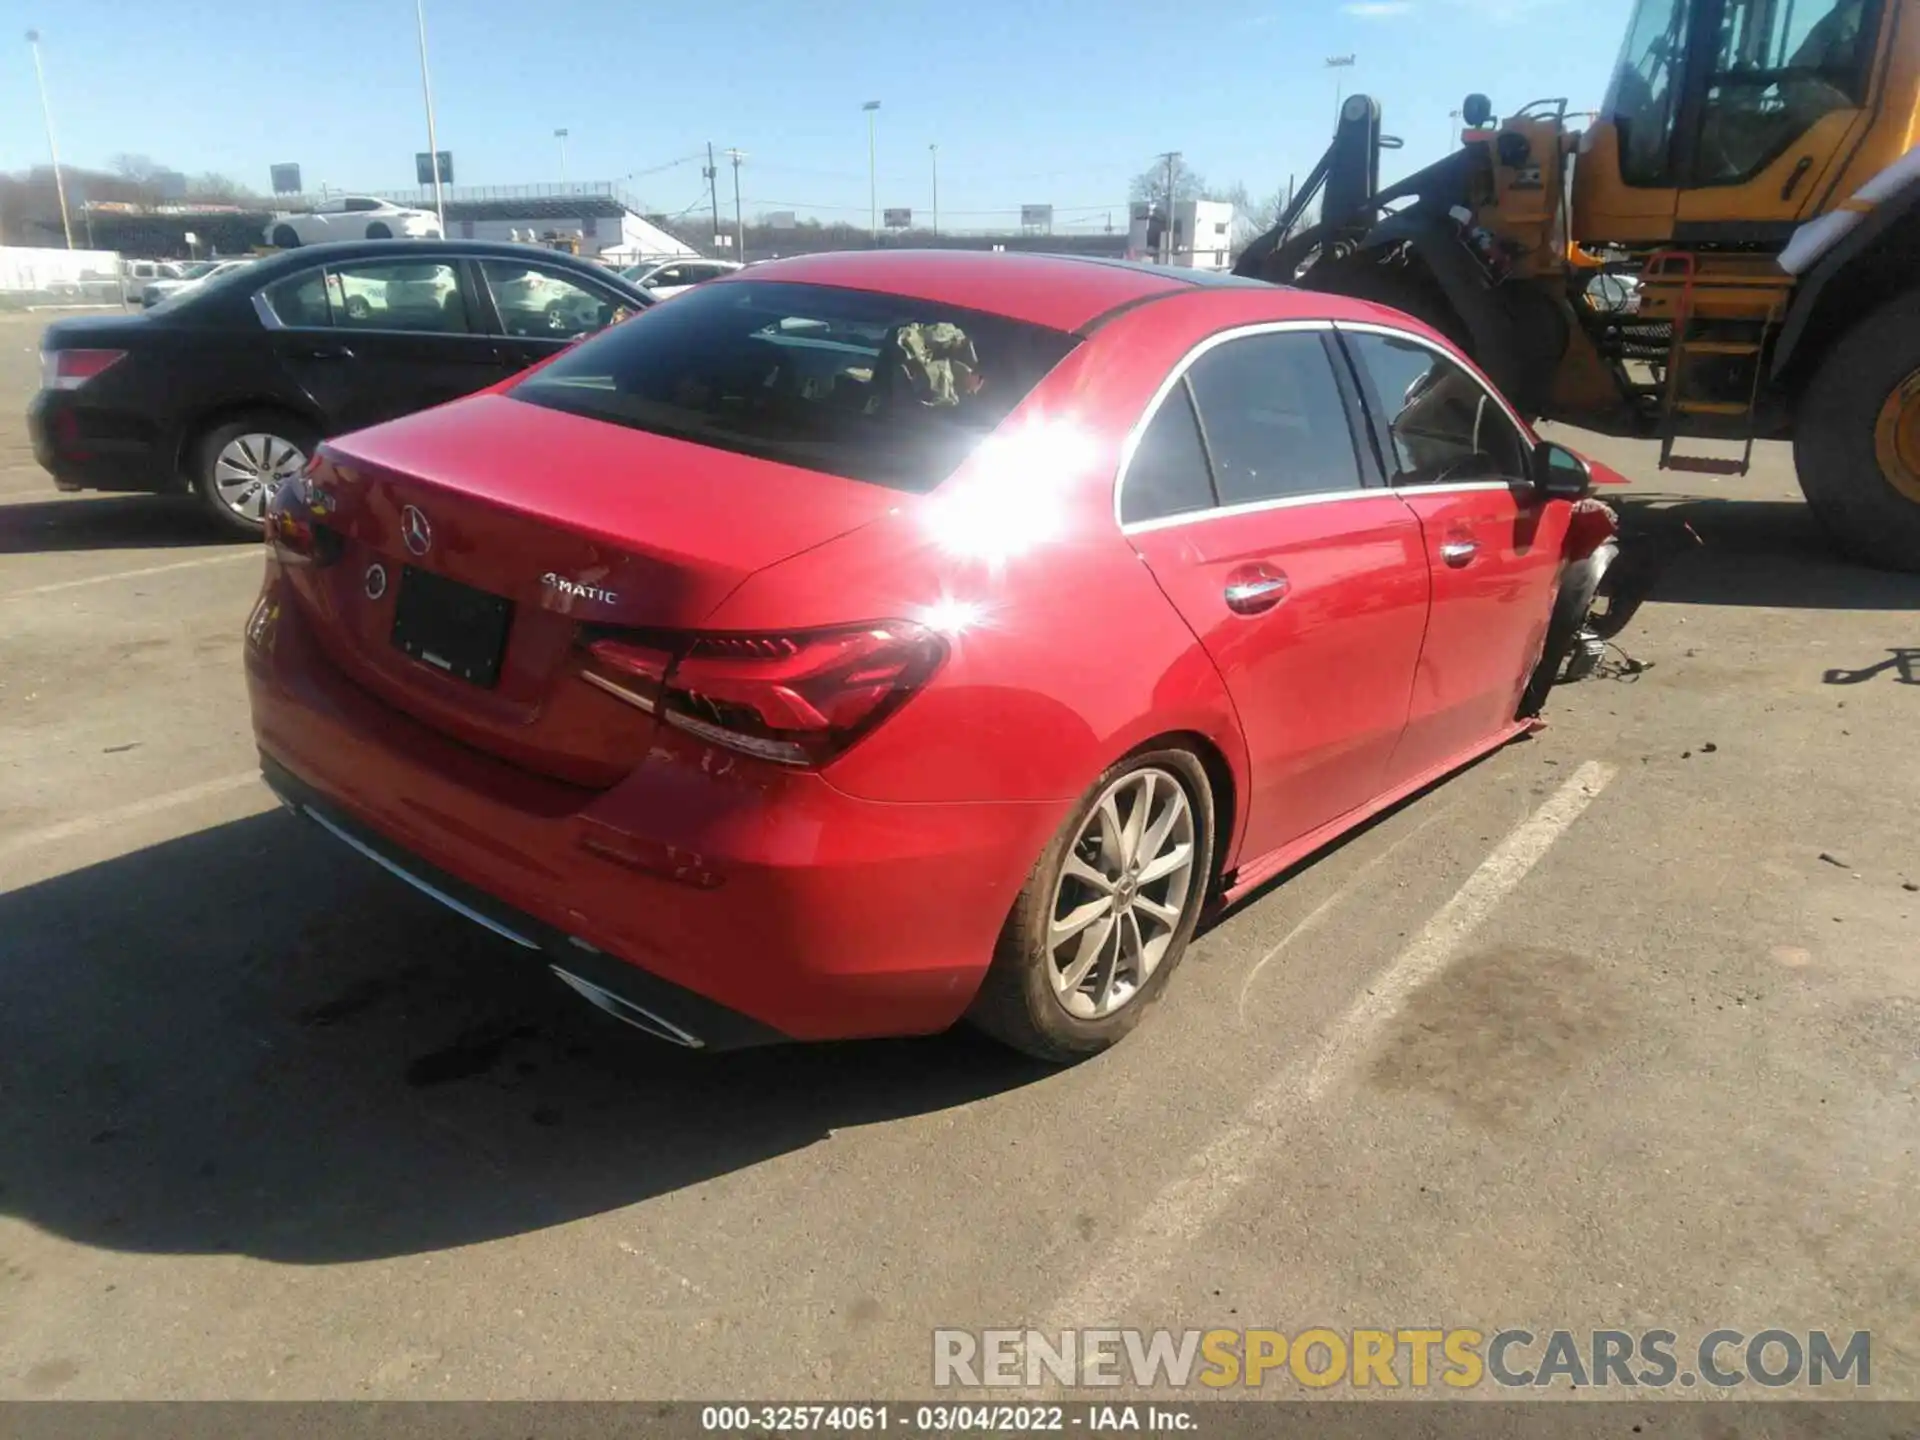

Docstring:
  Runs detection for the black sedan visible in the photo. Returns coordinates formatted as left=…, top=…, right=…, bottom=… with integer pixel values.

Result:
left=29, top=240, right=654, bottom=535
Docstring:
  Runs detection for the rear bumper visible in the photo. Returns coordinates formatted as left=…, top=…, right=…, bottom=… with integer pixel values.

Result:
left=261, top=756, right=783, bottom=1050
left=28, top=390, right=170, bottom=494
left=245, top=572, right=1060, bottom=1045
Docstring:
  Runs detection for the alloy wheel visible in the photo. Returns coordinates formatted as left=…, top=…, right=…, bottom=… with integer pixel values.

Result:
left=212, top=432, right=307, bottom=522
left=1047, top=767, right=1197, bottom=1020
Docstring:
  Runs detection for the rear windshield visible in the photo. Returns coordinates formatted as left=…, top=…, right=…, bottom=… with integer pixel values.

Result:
left=509, top=279, right=1081, bottom=492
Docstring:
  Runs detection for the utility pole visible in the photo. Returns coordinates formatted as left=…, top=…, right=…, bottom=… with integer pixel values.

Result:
left=25, top=31, right=73, bottom=249
left=555, top=128, right=569, bottom=184
left=414, top=0, right=446, bottom=232
left=862, top=100, right=881, bottom=245
left=1157, top=150, right=1180, bottom=264
left=705, top=141, right=723, bottom=254
left=725, top=149, right=747, bottom=262
left=929, top=143, right=939, bottom=239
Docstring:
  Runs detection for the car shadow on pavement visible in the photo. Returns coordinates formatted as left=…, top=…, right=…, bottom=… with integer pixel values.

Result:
left=1615, top=490, right=1920, bottom=611
left=0, top=494, right=241, bottom=555
left=0, top=810, right=1054, bottom=1265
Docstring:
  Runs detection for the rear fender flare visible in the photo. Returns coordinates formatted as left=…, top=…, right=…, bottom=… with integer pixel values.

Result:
left=172, top=397, right=326, bottom=488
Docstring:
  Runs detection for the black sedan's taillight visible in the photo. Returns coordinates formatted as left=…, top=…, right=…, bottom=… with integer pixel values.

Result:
left=41, top=348, right=126, bottom=391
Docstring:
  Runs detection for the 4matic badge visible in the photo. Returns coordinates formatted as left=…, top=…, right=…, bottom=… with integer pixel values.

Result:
left=542, top=573, right=619, bottom=604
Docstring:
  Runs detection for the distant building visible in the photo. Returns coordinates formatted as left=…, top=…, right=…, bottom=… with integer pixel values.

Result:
left=404, top=187, right=699, bottom=263
left=1126, top=199, right=1236, bottom=271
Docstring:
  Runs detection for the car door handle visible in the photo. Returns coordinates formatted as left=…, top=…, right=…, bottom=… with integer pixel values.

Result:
left=1440, top=539, right=1479, bottom=566
left=294, top=344, right=355, bottom=361
left=1224, top=567, right=1290, bottom=615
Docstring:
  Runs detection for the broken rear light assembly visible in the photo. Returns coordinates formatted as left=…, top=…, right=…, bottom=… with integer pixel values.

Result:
left=263, top=453, right=343, bottom=563
left=41, top=348, right=126, bottom=391
left=585, top=623, right=948, bottom=768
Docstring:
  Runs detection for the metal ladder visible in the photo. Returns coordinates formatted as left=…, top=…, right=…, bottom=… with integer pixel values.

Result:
left=1645, top=249, right=1779, bottom=478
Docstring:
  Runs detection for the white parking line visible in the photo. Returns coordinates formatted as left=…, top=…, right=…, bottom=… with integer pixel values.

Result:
left=1045, top=759, right=1617, bottom=1328
left=1234, top=802, right=1457, bottom=1022
left=1, top=549, right=260, bottom=601
left=0, top=771, right=263, bottom=859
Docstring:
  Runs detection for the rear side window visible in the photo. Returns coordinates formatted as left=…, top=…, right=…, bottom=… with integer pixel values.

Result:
left=1184, top=332, right=1363, bottom=505
left=1121, top=382, right=1215, bottom=525
left=510, top=280, right=1081, bottom=492
left=260, top=270, right=331, bottom=327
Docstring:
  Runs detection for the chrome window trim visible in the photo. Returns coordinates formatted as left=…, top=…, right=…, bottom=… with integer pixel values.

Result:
left=1122, top=486, right=1387, bottom=535
left=1112, top=318, right=1537, bottom=537
left=251, top=260, right=487, bottom=339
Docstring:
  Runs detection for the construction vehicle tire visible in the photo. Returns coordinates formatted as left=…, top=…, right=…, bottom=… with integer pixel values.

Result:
left=1794, top=289, right=1920, bottom=574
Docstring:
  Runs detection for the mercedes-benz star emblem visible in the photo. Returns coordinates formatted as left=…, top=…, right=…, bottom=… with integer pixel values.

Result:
left=364, top=563, right=388, bottom=601
left=401, top=504, right=432, bottom=557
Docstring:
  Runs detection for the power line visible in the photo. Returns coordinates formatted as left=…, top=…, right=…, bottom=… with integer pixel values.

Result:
left=740, top=197, right=1122, bottom=215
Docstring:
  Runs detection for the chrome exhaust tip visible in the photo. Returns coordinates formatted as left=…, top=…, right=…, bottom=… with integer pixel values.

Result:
left=549, top=965, right=705, bottom=1049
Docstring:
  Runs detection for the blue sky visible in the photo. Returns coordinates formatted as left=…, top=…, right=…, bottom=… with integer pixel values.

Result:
left=4, top=0, right=1633, bottom=229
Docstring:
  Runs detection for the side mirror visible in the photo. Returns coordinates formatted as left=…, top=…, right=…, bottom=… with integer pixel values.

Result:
left=1533, top=441, right=1592, bottom=500
left=1462, top=93, right=1495, bottom=128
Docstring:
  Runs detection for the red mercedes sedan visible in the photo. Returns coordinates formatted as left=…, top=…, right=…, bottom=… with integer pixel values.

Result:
left=246, top=250, right=1615, bottom=1061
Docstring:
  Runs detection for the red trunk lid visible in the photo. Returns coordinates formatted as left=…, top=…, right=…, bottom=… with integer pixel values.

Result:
left=282, top=392, right=899, bottom=788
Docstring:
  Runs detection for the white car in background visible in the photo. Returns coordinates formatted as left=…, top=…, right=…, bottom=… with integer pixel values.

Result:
left=141, top=258, right=255, bottom=309
left=265, top=196, right=442, bottom=249
left=619, top=257, right=741, bottom=299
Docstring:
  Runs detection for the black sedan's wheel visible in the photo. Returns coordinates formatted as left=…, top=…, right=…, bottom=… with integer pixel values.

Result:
left=193, top=411, right=317, bottom=537
left=271, top=224, right=300, bottom=249
left=968, top=748, right=1215, bottom=1062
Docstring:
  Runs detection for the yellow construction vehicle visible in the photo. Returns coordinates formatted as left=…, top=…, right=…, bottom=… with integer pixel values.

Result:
left=1236, top=0, right=1920, bottom=571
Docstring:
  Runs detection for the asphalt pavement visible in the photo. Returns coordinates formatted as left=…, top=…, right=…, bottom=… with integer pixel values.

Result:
left=2, top=310, right=1916, bottom=1401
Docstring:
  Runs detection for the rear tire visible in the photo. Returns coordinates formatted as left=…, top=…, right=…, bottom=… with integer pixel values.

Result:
left=192, top=410, right=318, bottom=538
left=1794, top=290, right=1920, bottom=574
left=271, top=224, right=300, bottom=249
left=967, top=748, right=1216, bottom=1063
left=365, top=222, right=392, bottom=240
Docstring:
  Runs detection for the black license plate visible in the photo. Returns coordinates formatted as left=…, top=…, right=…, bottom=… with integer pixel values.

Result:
left=390, top=565, right=514, bottom=688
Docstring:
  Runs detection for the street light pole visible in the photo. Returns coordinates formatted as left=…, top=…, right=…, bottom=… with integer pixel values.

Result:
left=862, top=100, right=881, bottom=246
left=929, top=143, right=939, bottom=239
left=25, top=30, right=73, bottom=250
left=556, top=128, right=569, bottom=184
left=414, top=0, right=446, bottom=232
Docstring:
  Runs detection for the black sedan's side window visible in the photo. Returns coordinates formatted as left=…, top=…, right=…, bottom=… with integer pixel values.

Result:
left=1183, top=332, right=1365, bottom=505
left=1121, top=381, right=1215, bottom=526
left=328, top=261, right=472, bottom=335
left=260, top=270, right=331, bottom=328
left=478, top=261, right=633, bottom=341
left=1345, top=332, right=1530, bottom=486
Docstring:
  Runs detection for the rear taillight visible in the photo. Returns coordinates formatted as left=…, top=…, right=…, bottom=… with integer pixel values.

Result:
left=584, top=623, right=947, bottom=767
left=41, top=348, right=127, bottom=391
left=263, top=456, right=343, bottom=563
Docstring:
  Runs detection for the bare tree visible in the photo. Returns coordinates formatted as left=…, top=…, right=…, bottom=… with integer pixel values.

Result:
left=187, top=172, right=254, bottom=203
left=1129, top=155, right=1208, bottom=212
left=109, top=153, right=162, bottom=183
